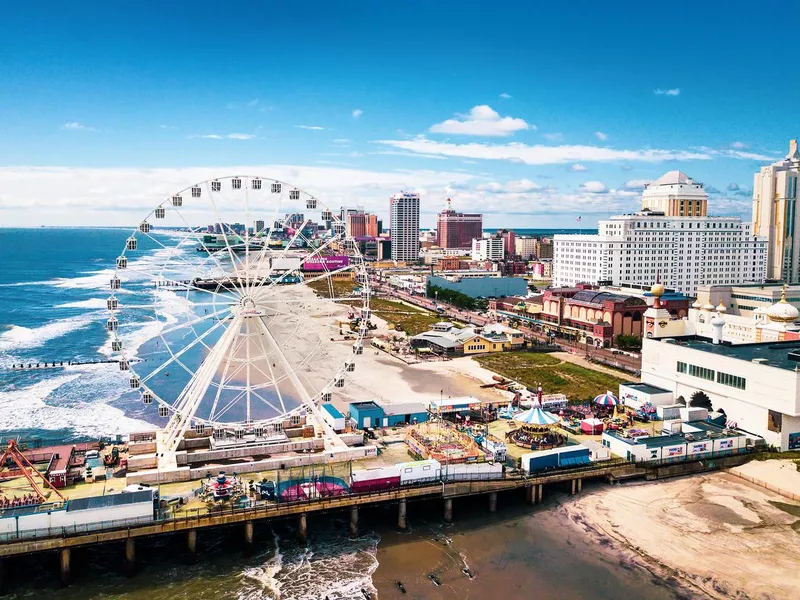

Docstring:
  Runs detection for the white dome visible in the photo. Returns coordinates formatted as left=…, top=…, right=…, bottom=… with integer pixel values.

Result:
left=702, top=303, right=715, bottom=311
left=716, top=301, right=727, bottom=313
left=710, top=313, right=726, bottom=326
left=691, top=300, right=702, bottom=309
left=767, top=301, right=800, bottom=323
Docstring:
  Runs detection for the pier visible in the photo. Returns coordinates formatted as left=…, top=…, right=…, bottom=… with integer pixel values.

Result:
left=8, top=359, right=136, bottom=372
left=0, top=452, right=753, bottom=588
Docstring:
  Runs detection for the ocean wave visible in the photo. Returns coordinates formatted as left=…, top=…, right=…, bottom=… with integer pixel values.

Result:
left=0, top=373, right=154, bottom=436
left=98, top=287, right=193, bottom=360
left=55, top=298, right=109, bottom=309
left=238, top=526, right=380, bottom=600
left=0, top=312, right=99, bottom=354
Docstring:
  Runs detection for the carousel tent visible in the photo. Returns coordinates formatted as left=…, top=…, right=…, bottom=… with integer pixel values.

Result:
left=513, top=406, right=560, bottom=426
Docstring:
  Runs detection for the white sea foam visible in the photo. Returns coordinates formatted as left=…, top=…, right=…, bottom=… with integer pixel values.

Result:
left=238, top=527, right=380, bottom=600
left=0, top=312, right=99, bottom=354
left=55, top=298, right=108, bottom=309
left=98, top=288, right=192, bottom=360
left=0, top=372, right=154, bottom=436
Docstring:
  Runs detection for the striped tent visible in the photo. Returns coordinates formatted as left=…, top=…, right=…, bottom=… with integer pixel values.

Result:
left=593, top=391, right=620, bottom=406
left=514, top=406, right=560, bottom=426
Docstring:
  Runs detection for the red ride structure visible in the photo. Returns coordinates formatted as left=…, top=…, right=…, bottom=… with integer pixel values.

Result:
left=0, top=440, right=66, bottom=506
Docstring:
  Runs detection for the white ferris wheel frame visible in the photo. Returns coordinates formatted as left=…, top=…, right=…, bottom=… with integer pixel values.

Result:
left=106, top=175, right=370, bottom=460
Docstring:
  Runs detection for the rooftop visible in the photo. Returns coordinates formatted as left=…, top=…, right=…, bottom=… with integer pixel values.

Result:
left=645, top=170, right=700, bottom=188
left=655, top=336, right=800, bottom=372
left=621, top=382, right=672, bottom=395
left=67, top=489, right=154, bottom=512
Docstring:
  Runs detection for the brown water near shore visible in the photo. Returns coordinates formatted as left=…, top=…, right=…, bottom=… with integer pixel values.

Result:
left=372, top=489, right=686, bottom=600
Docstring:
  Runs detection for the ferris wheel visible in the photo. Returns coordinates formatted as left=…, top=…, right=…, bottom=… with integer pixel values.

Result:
left=106, top=175, right=370, bottom=464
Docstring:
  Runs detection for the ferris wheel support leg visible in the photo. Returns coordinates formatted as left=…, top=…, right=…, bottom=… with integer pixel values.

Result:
left=159, top=315, right=244, bottom=466
left=253, top=317, right=346, bottom=449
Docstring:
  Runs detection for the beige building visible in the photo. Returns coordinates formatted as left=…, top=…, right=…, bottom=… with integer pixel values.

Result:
left=641, top=170, right=708, bottom=216
left=515, top=236, right=538, bottom=260
left=752, top=139, right=800, bottom=282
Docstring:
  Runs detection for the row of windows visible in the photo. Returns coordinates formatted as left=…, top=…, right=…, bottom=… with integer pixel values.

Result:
left=676, top=361, right=715, bottom=381
left=676, top=362, right=747, bottom=390
left=717, top=371, right=746, bottom=390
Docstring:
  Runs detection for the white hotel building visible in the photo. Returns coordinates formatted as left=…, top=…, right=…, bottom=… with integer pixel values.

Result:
left=553, top=171, right=767, bottom=295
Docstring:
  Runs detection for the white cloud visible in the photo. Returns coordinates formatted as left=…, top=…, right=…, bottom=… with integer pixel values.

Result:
left=246, top=99, right=259, bottom=108
left=0, top=164, right=484, bottom=226
left=542, top=132, right=564, bottom=142
left=580, top=181, right=608, bottom=194
left=332, top=138, right=351, bottom=145
left=654, top=88, right=680, bottom=96
left=721, top=149, right=774, bottom=161
left=730, top=141, right=747, bottom=149
left=571, top=164, right=588, bottom=172
left=296, top=125, right=326, bottom=131
left=372, top=150, right=448, bottom=160
left=624, top=179, right=652, bottom=189
left=429, top=105, right=531, bottom=137
left=377, top=136, right=712, bottom=165
left=188, top=133, right=254, bottom=140
left=595, top=131, right=608, bottom=141
left=62, top=122, right=88, bottom=130
left=159, top=125, right=179, bottom=130
left=352, top=109, right=363, bottom=119
left=499, top=93, right=512, bottom=99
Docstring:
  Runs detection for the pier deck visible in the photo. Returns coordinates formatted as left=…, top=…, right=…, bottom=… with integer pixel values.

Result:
left=0, top=461, right=636, bottom=558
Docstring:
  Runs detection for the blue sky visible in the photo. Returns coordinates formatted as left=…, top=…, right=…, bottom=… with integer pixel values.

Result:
left=0, top=1, right=796, bottom=227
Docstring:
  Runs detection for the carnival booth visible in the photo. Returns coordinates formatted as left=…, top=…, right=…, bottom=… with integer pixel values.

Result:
left=580, top=418, right=604, bottom=435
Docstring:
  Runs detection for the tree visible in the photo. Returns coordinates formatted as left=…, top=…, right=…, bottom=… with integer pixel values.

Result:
left=615, top=334, right=642, bottom=351
left=690, top=391, right=713, bottom=411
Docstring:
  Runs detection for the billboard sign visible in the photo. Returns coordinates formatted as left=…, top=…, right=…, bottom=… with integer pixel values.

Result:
left=302, top=256, right=350, bottom=272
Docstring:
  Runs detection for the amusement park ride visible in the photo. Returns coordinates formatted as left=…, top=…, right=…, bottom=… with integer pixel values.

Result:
left=108, top=176, right=372, bottom=479
left=0, top=440, right=66, bottom=508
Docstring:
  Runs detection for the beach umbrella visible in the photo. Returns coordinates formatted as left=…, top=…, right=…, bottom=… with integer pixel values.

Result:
left=593, top=391, right=620, bottom=406
left=593, top=391, right=620, bottom=418
left=513, top=406, right=560, bottom=426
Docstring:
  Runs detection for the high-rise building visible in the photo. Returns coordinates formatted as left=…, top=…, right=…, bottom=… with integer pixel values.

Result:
left=390, top=192, right=420, bottom=261
left=641, top=171, right=708, bottom=216
left=497, top=229, right=515, bottom=257
left=436, top=198, right=483, bottom=249
left=515, top=236, right=538, bottom=260
left=536, top=238, right=554, bottom=260
left=346, top=213, right=379, bottom=237
left=472, top=237, right=505, bottom=261
left=552, top=170, right=767, bottom=295
left=752, top=139, right=800, bottom=282
left=254, top=219, right=265, bottom=234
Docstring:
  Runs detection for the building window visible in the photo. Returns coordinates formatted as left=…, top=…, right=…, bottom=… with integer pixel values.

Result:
left=687, top=363, right=715, bottom=381
left=677, top=361, right=688, bottom=374
left=717, top=371, right=746, bottom=390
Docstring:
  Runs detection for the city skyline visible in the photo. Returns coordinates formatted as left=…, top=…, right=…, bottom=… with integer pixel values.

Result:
left=0, top=2, right=796, bottom=228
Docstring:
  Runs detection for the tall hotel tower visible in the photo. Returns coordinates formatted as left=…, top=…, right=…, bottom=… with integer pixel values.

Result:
left=752, top=140, right=800, bottom=282
left=390, top=192, right=420, bottom=262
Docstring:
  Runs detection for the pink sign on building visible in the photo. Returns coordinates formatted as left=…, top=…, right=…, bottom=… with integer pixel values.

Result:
left=302, top=255, right=350, bottom=271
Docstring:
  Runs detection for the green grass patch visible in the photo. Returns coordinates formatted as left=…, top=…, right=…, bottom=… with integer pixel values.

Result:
left=368, top=298, right=442, bottom=335
left=474, top=351, right=627, bottom=401
left=306, top=278, right=358, bottom=299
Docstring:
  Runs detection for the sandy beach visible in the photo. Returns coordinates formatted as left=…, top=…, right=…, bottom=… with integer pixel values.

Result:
left=558, top=470, right=800, bottom=600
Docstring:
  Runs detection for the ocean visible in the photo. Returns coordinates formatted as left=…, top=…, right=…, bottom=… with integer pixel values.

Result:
left=0, top=227, right=680, bottom=599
